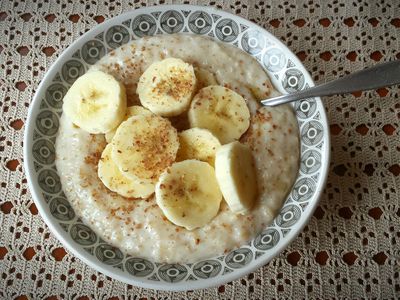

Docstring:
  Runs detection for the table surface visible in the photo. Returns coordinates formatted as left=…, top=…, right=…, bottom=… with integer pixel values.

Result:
left=1, top=0, right=399, bottom=299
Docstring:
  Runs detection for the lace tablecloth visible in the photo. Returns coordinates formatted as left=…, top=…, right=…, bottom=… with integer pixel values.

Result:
left=1, top=0, right=399, bottom=298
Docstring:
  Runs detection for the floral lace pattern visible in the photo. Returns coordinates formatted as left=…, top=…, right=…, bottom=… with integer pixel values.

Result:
left=0, top=0, right=399, bottom=298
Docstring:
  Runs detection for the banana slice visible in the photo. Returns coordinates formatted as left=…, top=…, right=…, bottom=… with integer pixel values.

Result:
left=98, top=144, right=154, bottom=198
left=155, top=160, right=222, bottom=230
left=194, top=67, right=218, bottom=90
left=177, top=128, right=221, bottom=166
left=111, top=114, right=179, bottom=183
left=215, top=141, right=258, bottom=214
left=105, top=105, right=152, bottom=143
left=137, top=58, right=197, bottom=117
left=188, top=85, right=250, bottom=144
left=63, top=70, right=127, bottom=134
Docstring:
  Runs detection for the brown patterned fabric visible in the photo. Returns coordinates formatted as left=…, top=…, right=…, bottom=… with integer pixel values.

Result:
left=0, top=0, right=399, bottom=298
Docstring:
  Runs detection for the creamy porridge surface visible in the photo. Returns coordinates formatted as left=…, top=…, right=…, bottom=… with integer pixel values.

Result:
left=56, top=34, right=299, bottom=263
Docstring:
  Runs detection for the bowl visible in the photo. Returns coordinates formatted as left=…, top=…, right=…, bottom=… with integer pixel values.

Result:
left=24, top=4, right=330, bottom=291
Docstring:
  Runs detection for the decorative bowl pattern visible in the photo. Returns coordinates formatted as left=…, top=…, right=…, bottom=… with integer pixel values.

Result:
left=24, top=5, right=330, bottom=291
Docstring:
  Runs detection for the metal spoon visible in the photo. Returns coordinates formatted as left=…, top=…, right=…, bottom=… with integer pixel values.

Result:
left=261, top=60, right=400, bottom=107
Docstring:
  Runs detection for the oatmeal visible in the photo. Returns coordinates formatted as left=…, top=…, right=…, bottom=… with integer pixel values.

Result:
left=56, top=34, right=299, bottom=263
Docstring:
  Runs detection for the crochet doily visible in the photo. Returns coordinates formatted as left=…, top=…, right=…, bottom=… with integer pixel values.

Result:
left=0, top=0, right=399, bottom=298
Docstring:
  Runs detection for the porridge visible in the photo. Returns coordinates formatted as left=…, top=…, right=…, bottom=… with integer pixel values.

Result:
left=55, top=34, right=299, bottom=263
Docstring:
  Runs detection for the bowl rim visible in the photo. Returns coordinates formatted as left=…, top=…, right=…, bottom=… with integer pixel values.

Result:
left=24, top=4, right=330, bottom=291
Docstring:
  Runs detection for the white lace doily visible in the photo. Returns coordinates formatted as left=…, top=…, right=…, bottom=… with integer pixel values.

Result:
left=0, top=0, right=399, bottom=298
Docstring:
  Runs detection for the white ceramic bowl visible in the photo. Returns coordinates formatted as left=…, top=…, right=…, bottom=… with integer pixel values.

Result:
left=24, top=5, right=330, bottom=291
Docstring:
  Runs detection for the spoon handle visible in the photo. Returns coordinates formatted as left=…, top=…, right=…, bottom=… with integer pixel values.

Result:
left=261, top=60, right=400, bottom=106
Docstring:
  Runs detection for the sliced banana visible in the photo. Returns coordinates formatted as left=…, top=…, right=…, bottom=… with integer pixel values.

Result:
left=155, top=160, right=222, bottom=230
left=137, top=58, right=197, bottom=117
left=105, top=105, right=152, bottom=143
left=188, top=85, right=250, bottom=144
left=194, top=67, right=218, bottom=90
left=215, top=141, right=258, bottom=214
left=98, top=144, right=154, bottom=198
left=111, top=114, right=179, bottom=183
left=63, top=70, right=127, bottom=134
left=177, top=128, right=221, bottom=166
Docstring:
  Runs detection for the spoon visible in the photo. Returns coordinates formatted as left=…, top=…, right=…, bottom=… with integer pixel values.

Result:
left=261, top=60, right=400, bottom=106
